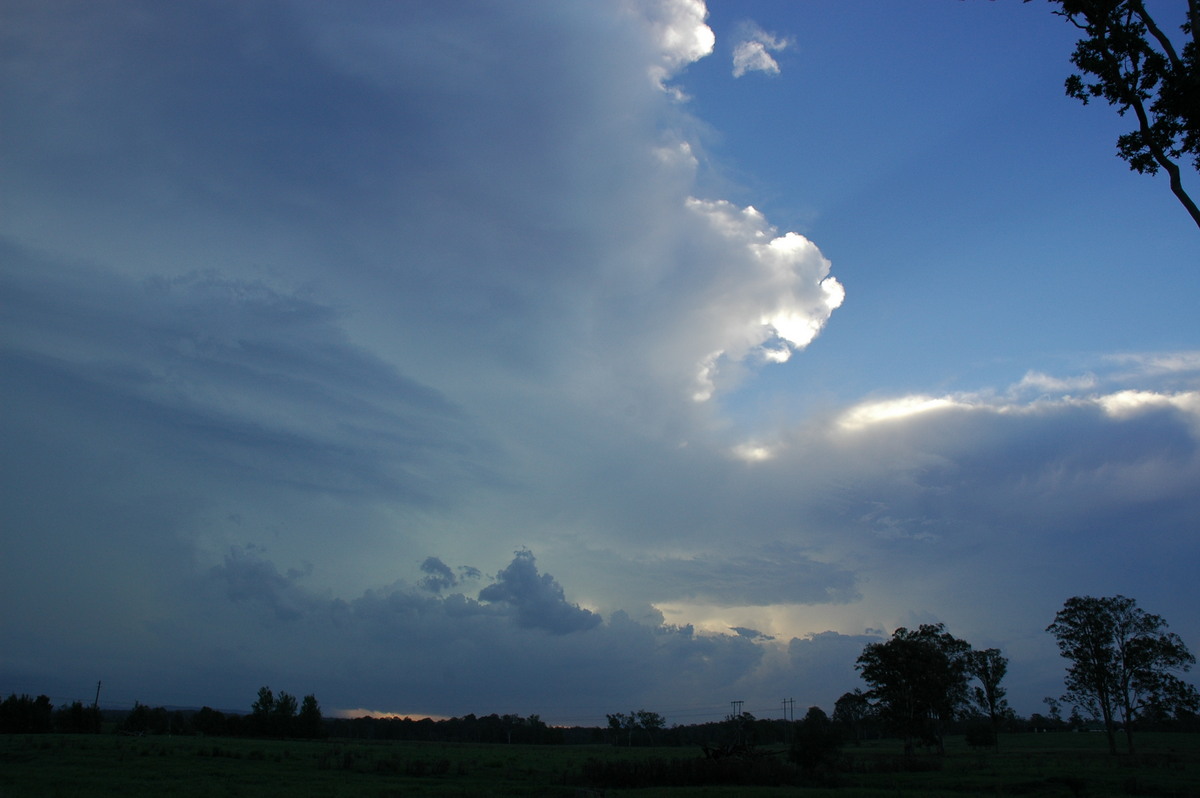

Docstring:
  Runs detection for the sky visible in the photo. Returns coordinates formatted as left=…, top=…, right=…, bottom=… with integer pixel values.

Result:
left=2, top=0, right=1197, bottom=727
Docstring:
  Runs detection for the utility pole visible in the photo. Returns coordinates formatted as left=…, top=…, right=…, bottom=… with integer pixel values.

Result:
left=93, top=680, right=102, bottom=710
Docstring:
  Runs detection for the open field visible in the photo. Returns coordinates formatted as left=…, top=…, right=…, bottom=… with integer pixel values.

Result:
left=1, top=732, right=1197, bottom=797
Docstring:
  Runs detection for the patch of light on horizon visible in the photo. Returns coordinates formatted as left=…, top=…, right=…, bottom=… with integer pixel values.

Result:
left=654, top=602, right=779, bottom=641
left=333, top=708, right=454, bottom=721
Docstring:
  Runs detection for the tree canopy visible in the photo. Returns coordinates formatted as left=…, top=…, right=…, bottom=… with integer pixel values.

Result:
left=1047, top=594, right=1200, bottom=754
left=855, top=623, right=974, bottom=755
left=1030, top=0, right=1200, bottom=228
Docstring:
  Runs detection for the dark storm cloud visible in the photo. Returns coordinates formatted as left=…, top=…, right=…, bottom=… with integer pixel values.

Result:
left=213, top=546, right=319, bottom=622
left=652, top=545, right=858, bottom=606
left=0, top=245, right=487, bottom=505
left=730, top=627, right=775, bottom=641
left=478, top=551, right=602, bottom=635
left=151, top=548, right=774, bottom=723
left=554, top=543, right=858, bottom=609
left=417, top=557, right=457, bottom=594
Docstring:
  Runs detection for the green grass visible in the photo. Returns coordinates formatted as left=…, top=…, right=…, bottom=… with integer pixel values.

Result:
left=0, top=732, right=1196, bottom=797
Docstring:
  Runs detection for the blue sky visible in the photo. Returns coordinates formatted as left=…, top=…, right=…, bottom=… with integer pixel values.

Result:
left=2, top=0, right=1197, bottom=726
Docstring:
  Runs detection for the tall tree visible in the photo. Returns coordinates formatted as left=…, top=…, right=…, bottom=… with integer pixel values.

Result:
left=1047, top=595, right=1200, bottom=755
left=833, top=689, right=874, bottom=744
left=298, top=694, right=324, bottom=739
left=966, top=647, right=1010, bottom=743
left=856, top=623, right=972, bottom=756
left=1029, top=0, right=1200, bottom=228
left=251, top=686, right=274, bottom=735
left=272, top=691, right=298, bottom=737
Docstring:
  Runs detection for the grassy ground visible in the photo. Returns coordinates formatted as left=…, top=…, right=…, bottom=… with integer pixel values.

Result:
left=0, top=731, right=1196, bottom=797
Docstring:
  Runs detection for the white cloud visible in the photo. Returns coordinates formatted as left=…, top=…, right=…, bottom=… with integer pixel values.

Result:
left=632, top=0, right=715, bottom=94
left=838, top=395, right=965, bottom=430
left=1013, top=370, right=1098, bottom=395
left=683, top=199, right=843, bottom=401
left=732, top=23, right=792, bottom=78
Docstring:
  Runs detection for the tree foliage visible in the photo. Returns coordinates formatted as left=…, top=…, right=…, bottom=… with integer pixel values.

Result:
left=247, top=686, right=324, bottom=738
left=1047, top=594, right=1200, bottom=755
left=789, top=705, right=843, bottom=776
left=856, top=624, right=973, bottom=755
left=1030, top=0, right=1200, bottom=228
left=966, top=647, right=1010, bottom=743
left=0, top=694, right=54, bottom=733
left=606, top=709, right=666, bottom=746
left=832, top=688, right=876, bottom=744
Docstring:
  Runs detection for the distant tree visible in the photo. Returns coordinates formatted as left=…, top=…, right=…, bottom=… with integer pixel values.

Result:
left=251, top=686, right=274, bottom=717
left=0, top=694, right=54, bottom=733
left=856, top=623, right=972, bottom=756
left=122, top=701, right=153, bottom=735
left=297, top=694, right=324, bottom=739
left=1043, top=695, right=1064, bottom=724
left=1028, top=0, right=1200, bottom=228
left=634, top=710, right=666, bottom=745
left=606, top=709, right=666, bottom=746
left=1047, top=595, right=1200, bottom=755
left=832, top=689, right=873, bottom=744
left=272, top=691, right=298, bottom=737
left=192, top=706, right=227, bottom=737
left=607, top=712, right=635, bottom=746
left=789, top=706, right=842, bottom=776
left=965, top=647, right=1010, bottom=746
left=54, top=700, right=101, bottom=734
left=499, top=713, right=522, bottom=744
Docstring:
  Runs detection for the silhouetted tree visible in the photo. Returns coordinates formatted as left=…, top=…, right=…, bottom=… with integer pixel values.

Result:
left=789, top=706, right=842, bottom=776
left=606, top=709, right=666, bottom=746
left=250, top=686, right=274, bottom=735
left=271, top=691, right=298, bottom=736
left=0, top=694, right=54, bottom=733
left=1047, top=594, right=1200, bottom=755
left=192, top=706, right=227, bottom=736
left=832, top=689, right=874, bottom=744
left=1027, top=0, right=1200, bottom=228
left=856, top=623, right=972, bottom=756
left=297, top=694, right=324, bottom=739
left=54, top=700, right=101, bottom=734
left=634, top=709, right=666, bottom=745
left=966, top=647, right=1010, bottom=746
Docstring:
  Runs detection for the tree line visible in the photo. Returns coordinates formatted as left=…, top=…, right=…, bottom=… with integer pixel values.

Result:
left=0, top=695, right=101, bottom=734
left=3, top=595, right=1195, bottom=753
left=0, top=685, right=325, bottom=740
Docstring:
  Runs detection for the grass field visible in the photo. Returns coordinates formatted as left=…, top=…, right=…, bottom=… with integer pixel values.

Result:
left=1, top=731, right=1197, bottom=797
